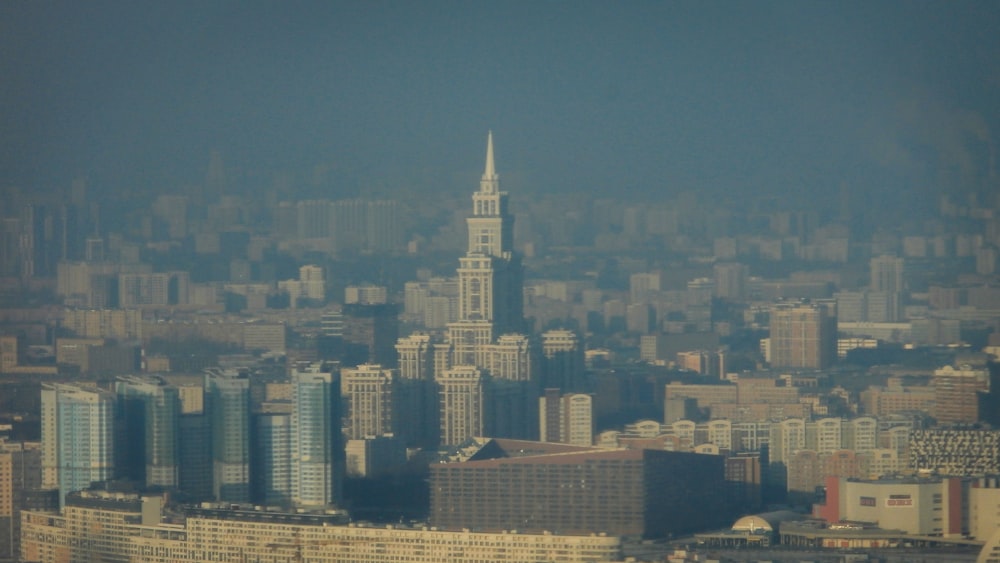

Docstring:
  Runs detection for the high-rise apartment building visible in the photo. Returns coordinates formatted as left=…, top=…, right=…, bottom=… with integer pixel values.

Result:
left=365, top=199, right=402, bottom=253
left=0, top=440, right=41, bottom=561
left=540, top=329, right=585, bottom=392
left=805, top=417, right=843, bottom=454
left=254, top=410, right=292, bottom=506
left=114, top=376, right=181, bottom=489
left=343, top=303, right=399, bottom=367
left=173, top=381, right=212, bottom=502
left=395, top=333, right=438, bottom=447
left=205, top=369, right=251, bottom=502
left=713, top=262, right=749, bottom=302
left=437, top=366, right=485, bottom=446
left=870, top=254, right=905, bottom=293
left=931, top=364, right=989, bottom=425
left=118, top=271, right=190, bottom=307
left=767, top=417, right=806, bottom=494
left=539, top=389, right=594, bottom=446
left=340, top=364, right=398, bottom=441
left=291, top=363, right=342, bottom=507
left=769, top=301, right=837, bottom=370
left=41, top=384, right=116, bottom=506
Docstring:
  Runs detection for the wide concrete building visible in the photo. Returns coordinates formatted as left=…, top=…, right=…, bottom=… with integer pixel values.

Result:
left=21, top=492, right=622, bottom=563
left=814, top=476, right=965, bottom=537
left=429, top=438, right=729, bottom=538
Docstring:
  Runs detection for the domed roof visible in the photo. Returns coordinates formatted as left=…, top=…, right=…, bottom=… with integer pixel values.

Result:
left=731, top=511, right=804, bottom=533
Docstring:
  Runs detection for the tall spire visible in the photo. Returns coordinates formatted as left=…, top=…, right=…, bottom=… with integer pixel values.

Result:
left=483, top=131, right=497, bottom=181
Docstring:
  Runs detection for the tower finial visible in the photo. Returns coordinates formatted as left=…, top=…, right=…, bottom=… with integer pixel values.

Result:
left=483, top=131, right=496, bottom=179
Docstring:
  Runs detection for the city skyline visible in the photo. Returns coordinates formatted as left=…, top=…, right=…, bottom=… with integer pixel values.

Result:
left=3, top=124, right=1000, bottom=562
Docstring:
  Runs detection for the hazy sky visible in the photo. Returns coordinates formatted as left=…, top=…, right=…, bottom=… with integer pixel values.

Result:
left=2, top=1, right=999, bottom=205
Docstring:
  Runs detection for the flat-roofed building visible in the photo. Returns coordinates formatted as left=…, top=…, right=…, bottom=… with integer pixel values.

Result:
left=933, top=364, right=989, bottom=424
left=769, top=301, right=837, bottom=370
left=429, top=438, right=729, bottom=538
left=21, top=495, right=622, bottom=563
left=814, top=475, right=964, bottom=537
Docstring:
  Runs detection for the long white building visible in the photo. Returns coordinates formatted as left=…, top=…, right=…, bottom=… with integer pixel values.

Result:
left=21, top=493, right=623, bottom=563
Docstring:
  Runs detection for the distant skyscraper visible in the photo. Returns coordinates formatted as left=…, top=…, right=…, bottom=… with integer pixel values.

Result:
left=343, top=303, right=400, bottom=367
left=395, top=333, right=438, bottom=448
left=433, top=134, right=533, bottom=446
left=291, top=363, right=342, bottom=507
left=114, top=376, right=181, bottom=489
left=540, top=330, right=584, bottom=392
left=254, top=410, right=292, bottom=506
left=870, top=255, right=905, bottom=293
left=713, top=262, right=749, bottom=302
left=0, top=440, right=42, bottom=560
left=205, top=369, right=251, bottom=502
left=365, top=200, right=402, bottom=253
left=391, top=134, right=533, bottom=448
left=340, top=364, right=398, bottom=441
left=437, top=366, right=485, bottom=447
left=41, top=384, right=116, bottom=506
left=451, top=132, right=524, bottom=339
left=396, top=333, right=434, bottom=381
left=769, top=301, right=837, bottom=370
left=205, top=149, right=226, bottom=203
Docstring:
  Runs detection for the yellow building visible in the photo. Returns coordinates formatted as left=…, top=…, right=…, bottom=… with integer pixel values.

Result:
left=21, top=494, right=623, bottom=563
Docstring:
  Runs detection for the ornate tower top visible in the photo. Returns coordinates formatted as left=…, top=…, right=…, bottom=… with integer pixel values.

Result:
left=480, top=130, right=499, bottom=195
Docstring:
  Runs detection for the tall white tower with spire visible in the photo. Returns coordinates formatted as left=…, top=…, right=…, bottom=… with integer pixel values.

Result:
left=434, top=133, right=533, bottom=446
left=453, top=132, right=523, bottom=338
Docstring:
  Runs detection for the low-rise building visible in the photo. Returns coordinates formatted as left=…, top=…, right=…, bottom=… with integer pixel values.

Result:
left=21, top=492, right=623, bottom=563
